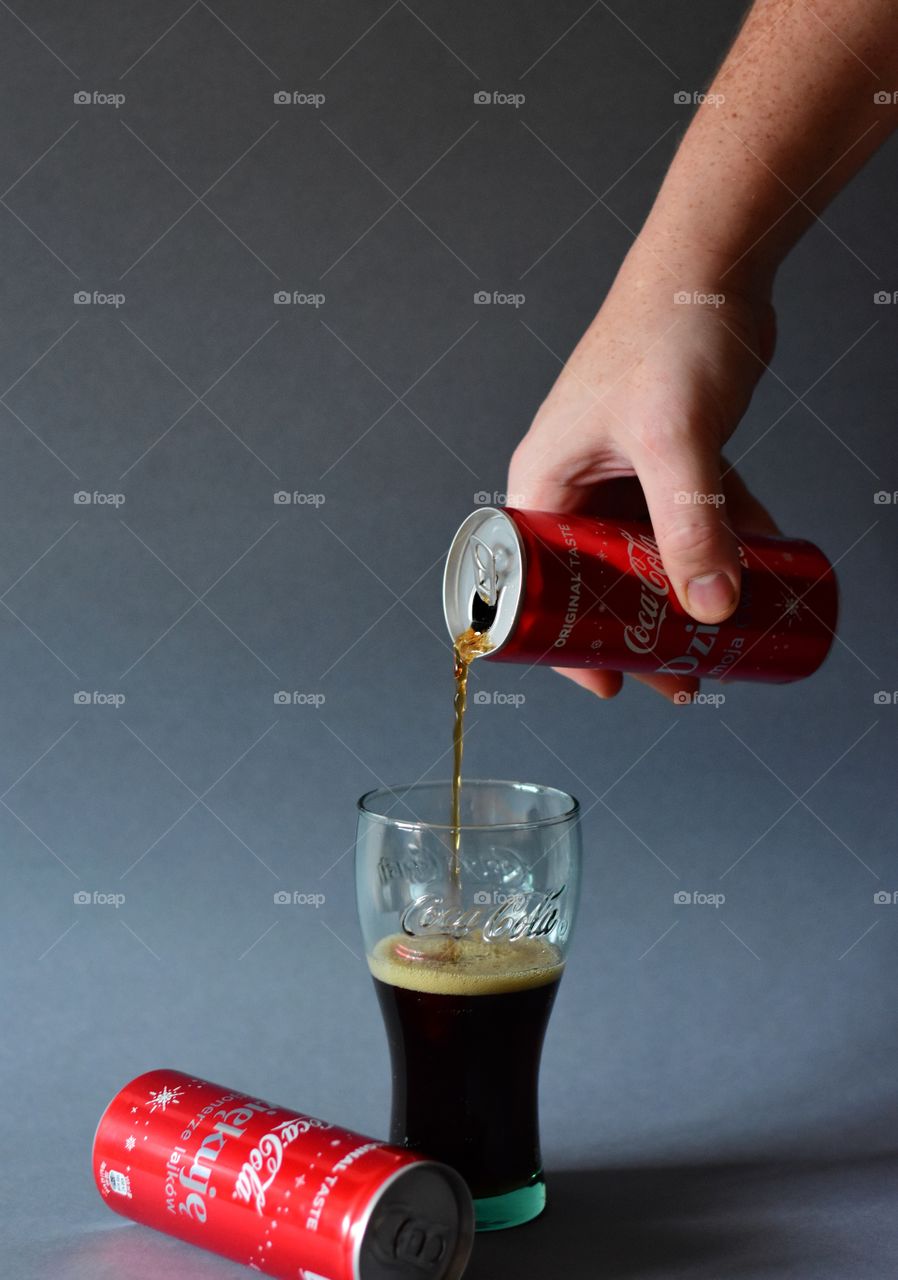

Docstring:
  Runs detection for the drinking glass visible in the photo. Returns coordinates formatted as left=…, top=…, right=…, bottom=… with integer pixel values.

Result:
left=356, top=779, right=581, bottom=1231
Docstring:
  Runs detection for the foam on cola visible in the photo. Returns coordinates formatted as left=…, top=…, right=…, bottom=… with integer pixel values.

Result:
left=369, top=932, right=564, bottom=994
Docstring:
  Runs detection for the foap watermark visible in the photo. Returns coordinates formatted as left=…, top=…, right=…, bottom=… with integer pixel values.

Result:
left=674, top=890, right=726, bottom=907
left=474, top=90, right=525, bottom=108
left=273, top=491, right=325, bottom=506
left=674, top=290, right=725, bottom=307
left=474, top=490, right=525, bottom=505
left=472, top=690, right=526, bottom=707
left=273, top=90, right=325, bottom=107
left=873, top=91, right=898, bottom=104
left=474, top=289, right=525, bottom=308
left=674, top=490, right=725, bottom=507
left=75, top=290, right=125, bottom=308
left=74, top=890, right=125, bottom=907
left=674, top=90, right=725, bottom=107
left=274, top=890, right=326, bottom=906
left=274, top=690, right=325, bottom=707
left=274, top=290, right=325, bottom=307
left=873, top=491, right=898, bottom=504
left=673, top=690, right=726, bottom=707
left=874, top=890, right=898, bottom=904
left=74, top=690, right=125, bottom=707
left=74, top=490, right=125, bottom=507
left=473, top=889, right=524, bottom=906
left=873, top=291, right=898, bottom=304
left=873, top=691, right=898, bottom=705
left=74, top=90, right=125, bottom=108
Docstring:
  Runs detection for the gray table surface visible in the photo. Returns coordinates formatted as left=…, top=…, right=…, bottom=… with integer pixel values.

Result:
left=3, top=2, right=897, bottom=1277
left=16, top=1152, right=898, bottom=1278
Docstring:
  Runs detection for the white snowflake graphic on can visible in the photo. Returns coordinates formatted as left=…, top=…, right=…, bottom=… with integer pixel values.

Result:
left=145, top=1083, right=184, bottom=1113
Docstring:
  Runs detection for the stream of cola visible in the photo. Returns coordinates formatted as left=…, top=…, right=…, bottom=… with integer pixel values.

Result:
left=450, top=626, right=492, bottom=897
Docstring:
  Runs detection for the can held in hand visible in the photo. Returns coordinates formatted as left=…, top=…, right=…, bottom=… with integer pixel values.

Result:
left=443, top=507, right=838, bottom=683
left=93, top=1069, right=474, bottom=1280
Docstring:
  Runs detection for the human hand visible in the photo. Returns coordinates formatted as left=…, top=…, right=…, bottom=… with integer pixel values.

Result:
left=507, top=240, right=780, bottom=701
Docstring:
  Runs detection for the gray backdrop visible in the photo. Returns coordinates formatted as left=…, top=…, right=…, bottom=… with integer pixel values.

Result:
left=2, top=3, right=896, bottom=1277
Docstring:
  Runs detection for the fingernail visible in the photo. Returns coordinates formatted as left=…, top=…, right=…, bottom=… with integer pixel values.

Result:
left=686, top=572, right=736, bottom=618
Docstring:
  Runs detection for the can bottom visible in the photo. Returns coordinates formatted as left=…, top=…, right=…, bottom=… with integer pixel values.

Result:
left=357, top=1161, right=475, bottom=1280
left=473, top=1172, right=546, bottom=1232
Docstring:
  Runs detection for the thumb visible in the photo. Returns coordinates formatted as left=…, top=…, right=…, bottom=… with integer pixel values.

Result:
left=634, top=433, right=741, bottom=624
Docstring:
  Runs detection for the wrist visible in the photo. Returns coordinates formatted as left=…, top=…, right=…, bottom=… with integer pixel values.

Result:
left=630, top=204, right=778, bottom=307
left=607, top=213, right=778, bottom=369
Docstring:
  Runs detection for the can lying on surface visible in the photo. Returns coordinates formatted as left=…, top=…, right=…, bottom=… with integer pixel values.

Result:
left=93, top=1069, right=474, bottom=1280
left=443, top=507, right=838, bottom=683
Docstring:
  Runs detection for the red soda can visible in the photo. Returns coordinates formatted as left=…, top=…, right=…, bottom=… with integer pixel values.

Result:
left=443, top=507, right=838, bottom=683
left=93, top=1069, right=474, bottom=1280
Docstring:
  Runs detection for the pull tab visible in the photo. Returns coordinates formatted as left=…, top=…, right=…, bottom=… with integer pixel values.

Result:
left=369, top=1205, right=449, bottom=1272
left=395, top=1216, right=448, bottom=1269
left=470, top=536, right=497, bottom=607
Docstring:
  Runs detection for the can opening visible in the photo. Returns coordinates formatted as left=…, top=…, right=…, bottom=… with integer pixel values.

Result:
left=470, top=589, right=497, bottom=633
left=442, top=507, right=524, bottom=659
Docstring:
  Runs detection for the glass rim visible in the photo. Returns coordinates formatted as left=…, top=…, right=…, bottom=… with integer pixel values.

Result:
left=357, top=778, right=580, bottom=833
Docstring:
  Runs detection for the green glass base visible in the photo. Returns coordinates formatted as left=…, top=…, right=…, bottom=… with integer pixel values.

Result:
left=473, top=1174, right=546, bottom=1231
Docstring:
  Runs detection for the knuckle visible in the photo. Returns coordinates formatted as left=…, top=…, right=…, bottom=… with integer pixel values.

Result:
left=655, top=515, right=726, bottom=565
left=631, top=407, right=717, bottom=462
left=630, top=410, right=690, bottom=452
left=508, top=437, right=533, bottom=478
left=508, top=435, right=566, bottom=491
left=507, top=439, right=537, bottom=494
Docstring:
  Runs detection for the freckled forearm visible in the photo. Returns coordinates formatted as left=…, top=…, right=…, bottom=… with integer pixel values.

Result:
left=641, top=0, right=898, bottom=282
